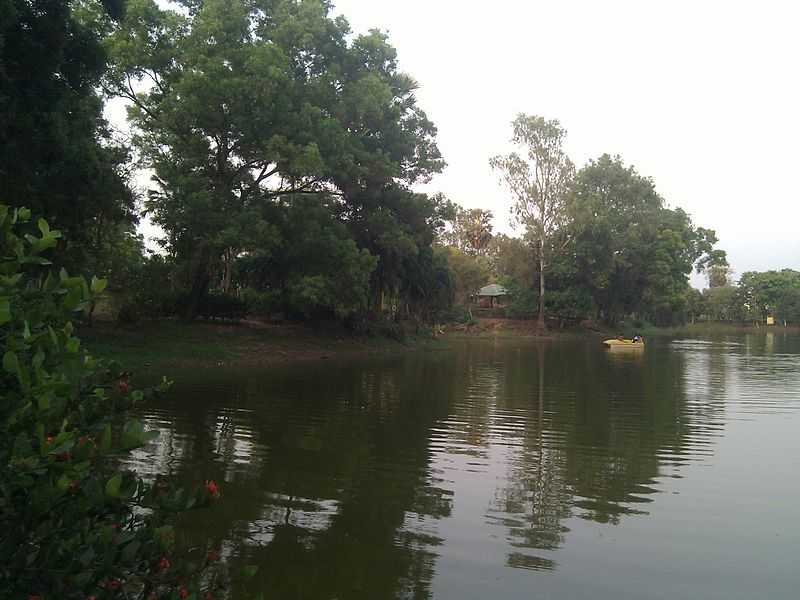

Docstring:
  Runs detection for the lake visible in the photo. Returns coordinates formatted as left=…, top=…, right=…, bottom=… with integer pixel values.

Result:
left=126, top=331, right=800, bottom=599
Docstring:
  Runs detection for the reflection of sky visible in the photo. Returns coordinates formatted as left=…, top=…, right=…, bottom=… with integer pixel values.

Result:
left=428, top=338, right=800, bottom=599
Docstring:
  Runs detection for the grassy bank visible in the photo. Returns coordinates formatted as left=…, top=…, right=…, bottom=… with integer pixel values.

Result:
left=442, top=317, right=604, bottom=340
left=81, top=318, right=795, bottom=371
left=81, top=319, right=441, bottom=370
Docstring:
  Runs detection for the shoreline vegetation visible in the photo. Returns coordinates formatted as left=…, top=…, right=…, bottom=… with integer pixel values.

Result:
left=82, top=317, right=799, bottom=370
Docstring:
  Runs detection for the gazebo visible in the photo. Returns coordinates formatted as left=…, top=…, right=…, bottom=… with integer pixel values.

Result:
left=476, top=283, right=509, bottom=308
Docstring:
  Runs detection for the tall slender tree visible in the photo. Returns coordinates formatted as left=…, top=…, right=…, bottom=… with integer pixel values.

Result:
left=490, top=115, right=574, bottom=330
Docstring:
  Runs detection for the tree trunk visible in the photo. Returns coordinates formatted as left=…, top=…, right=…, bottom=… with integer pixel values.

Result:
left=185, top=269, right=210, bottom=320
left=221, top=247, right=234, bottom=294
left=184, top=245, right=212, bottom=320
left=537, top=241, right=546, bottom=331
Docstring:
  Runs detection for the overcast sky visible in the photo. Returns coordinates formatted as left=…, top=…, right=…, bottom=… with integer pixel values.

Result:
left=126, top=0, right=800, bottom=285
left=331, top=0, right=800, bottom=282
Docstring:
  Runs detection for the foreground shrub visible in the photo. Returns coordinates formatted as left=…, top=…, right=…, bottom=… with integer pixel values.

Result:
left=0, top=206, right=237, bottom=599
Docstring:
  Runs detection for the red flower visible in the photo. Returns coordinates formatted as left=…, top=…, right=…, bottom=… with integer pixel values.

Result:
left=46, top=435, right=54, bottom=445
left=28, top=595, right=41, bottom=600
left=206, top=549, right=218, bottom=563
left=88, top=596, right=97, bottom=600
left=205, top=480, right=219, bottom=498
left=178, top=587, right=189, bottom=599
left=118, top=380, right=129, bottom=394
left=158, top=556, right=170, bottom=571
left=108, top=579, right=121, bottom=590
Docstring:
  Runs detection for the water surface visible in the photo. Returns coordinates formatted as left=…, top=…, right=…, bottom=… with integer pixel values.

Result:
left=127, top=331, right=800, bottom=599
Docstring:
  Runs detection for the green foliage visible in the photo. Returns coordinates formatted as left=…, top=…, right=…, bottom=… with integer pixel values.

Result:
left=441, top=206, right=494, bottom=256
left=106, top=0, right=443, bottom=320
left=701, top=285, right=740, bottom=322
left=0, top=0, right=138, bottom=272
left=0, top=206, right=225, bottom=598
left=570, top=154, right=725, bottom=326
left=115, top=256, right=181, bottom=322
left=400, top=245, right=454, bottom=322
left=738, top=269, right=800, bottom=322
left=236, top=195, right=378, bottom=320
left=490, top=114, right=575, bottom=327
left=195, top=292, right=247, bottom=321
left=776, top=287, right=800, bottom=323
left=440, top=246, right=490, bottom=305
left=240, top=288, right=280, bottom=318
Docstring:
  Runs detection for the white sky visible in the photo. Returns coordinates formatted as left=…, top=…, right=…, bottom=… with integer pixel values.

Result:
left=332, top=0, right=800, bottom=281
left=125, top=0, right=800, bottom=283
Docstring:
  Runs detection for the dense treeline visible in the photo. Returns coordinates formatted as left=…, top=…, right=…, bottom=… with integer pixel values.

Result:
left=444, top=118, right=730, bottom=328
left=1, top=0, right=794, bottom=336
left=688, top=268, right=800, bottom=325
left=3, top=0, right=454, bottom=331
left=444, top=140, right=800, bottom=327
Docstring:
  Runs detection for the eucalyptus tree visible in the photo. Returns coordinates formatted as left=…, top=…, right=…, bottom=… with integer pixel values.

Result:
left=490, top=115, right=575, bottom=330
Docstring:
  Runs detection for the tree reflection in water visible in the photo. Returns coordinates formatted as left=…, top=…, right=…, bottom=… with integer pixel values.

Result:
left=125, top=337, right=731, bottom=597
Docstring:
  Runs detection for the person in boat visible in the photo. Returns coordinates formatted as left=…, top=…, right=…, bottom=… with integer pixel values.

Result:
left=617, top=334, right=625, bottom=341
left=632, top=334, right=642, bottom=343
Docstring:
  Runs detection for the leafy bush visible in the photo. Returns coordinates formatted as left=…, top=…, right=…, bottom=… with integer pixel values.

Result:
left=240, top=287, right=280, bottom=317
left=196, top=292, right=247, bottom=321
left=0, top=206, right=228, bottom=599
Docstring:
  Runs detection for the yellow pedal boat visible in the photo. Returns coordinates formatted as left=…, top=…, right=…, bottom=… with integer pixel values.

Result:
left=603, top=338, right=645, bottom=348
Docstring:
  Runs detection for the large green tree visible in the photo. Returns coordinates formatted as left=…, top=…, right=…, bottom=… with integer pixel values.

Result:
left=490, top=115, right=575, bottom=330
left=0, top=0, right=136, bottom=272
left=737, top=269, right=800, bottom=323
left=570, top=154, right=724, bottom=325
left=106, top=0, right=443, bottom=319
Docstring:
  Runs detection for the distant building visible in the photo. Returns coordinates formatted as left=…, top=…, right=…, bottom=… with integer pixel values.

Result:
left=476, top=283, right=509, bottom=308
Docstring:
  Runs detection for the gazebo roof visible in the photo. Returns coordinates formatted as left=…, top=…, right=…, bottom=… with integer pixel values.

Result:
left=477, top=283, right=508, bottom=297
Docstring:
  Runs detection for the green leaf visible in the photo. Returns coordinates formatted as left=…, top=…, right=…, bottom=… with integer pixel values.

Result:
left=106, top=473, right=122, bottom=498
left=0, top=298, right=10, bottom=324
left=3, top=350, right=19, bottom=374
left=36, top=392, right=50, bottom=410
left=56, top=474, right=71, bottom=492
left=90, top=276, right=108, bottom=294
left=99, top=424, right=112, bottom=454
left=242, top=565, right=259, bottom=578
left=3, top=350, right=29, bottom=389
left=18, top=255, right=52, bottom=265
left=121, top=420, right=157, bottom=449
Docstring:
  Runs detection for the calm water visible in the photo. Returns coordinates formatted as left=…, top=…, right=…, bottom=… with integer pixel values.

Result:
left=127, top=332, right=800, bottom=599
